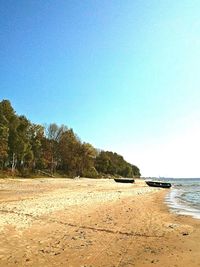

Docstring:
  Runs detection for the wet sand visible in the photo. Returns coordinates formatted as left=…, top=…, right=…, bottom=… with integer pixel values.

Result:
left=0, top=178, right=199, bottom=267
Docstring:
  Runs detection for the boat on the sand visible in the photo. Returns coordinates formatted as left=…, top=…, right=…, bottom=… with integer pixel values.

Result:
left=114, top=178, right=135, bottom=183
left=145, top=181, right=171, bottom=188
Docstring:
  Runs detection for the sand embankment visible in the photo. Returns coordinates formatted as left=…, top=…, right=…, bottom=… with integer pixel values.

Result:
left=0, top=178, right=199, bottom=266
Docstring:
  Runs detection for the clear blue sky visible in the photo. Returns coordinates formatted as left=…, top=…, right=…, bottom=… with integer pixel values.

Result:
left=1, top=0, right=200, bottom=177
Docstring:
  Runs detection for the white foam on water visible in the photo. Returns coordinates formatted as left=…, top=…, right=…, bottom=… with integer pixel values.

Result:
left=165, top=188, right=200, bottom=220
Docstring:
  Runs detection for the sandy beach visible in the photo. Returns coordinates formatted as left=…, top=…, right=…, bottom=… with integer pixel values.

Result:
left=0, top=178, right=199, bottom=267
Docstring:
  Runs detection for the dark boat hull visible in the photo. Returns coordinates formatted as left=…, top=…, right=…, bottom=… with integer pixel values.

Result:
left=146, top=181, right=171, bottom=188
left=114, top=178, right=135, bottom=183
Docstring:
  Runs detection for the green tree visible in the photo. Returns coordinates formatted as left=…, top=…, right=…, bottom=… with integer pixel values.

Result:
left=0, top=100, right=19, bottom=174
left=29, top=124, right=45, bottom=170
left=45, top=123, right=67, bottom=173
left=58, top=128, right=81, bottom=176
left=0, top=125, right=9, bottom=169
left=95, top=151, right=110, bottom=174
left=77, top=142, right=98, bottom=177
left=95, top=150, right=140, bottom=178
left=0, top=99, right=141, bottom=178
left=13, top=116, right=33, bottom=170
left=131, top=164, right=141, bottom=177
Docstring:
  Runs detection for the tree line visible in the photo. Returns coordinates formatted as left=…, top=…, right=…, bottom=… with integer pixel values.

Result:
left=0, top=100, right=141, bottom=178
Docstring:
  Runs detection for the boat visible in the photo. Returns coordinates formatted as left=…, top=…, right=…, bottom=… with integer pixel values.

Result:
left=114, top=178, right=135, bottom=183
left=145, top=181, right=171, bottom=188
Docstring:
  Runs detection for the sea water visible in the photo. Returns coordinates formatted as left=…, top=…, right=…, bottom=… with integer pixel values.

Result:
left=165, top=178, right=200, bottom=219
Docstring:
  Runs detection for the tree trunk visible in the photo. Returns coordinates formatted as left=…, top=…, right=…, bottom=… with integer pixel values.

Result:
left=11, top=153, right=16, bottom=176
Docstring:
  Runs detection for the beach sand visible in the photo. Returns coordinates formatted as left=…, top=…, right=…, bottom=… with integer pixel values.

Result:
left=0, top=178, right=199, bottom=267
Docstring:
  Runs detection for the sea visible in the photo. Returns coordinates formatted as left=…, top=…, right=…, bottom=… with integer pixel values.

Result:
left=164, top=178, right=200, bottom=219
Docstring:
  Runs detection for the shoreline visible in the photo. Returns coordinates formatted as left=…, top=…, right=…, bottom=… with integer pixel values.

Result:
left=165, top=188, right=200, bottom=220
left=0, top=178, right=200, bottom=266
